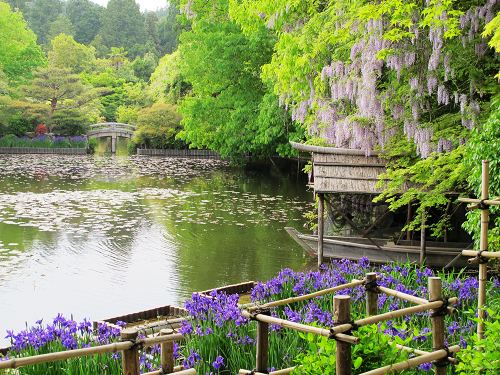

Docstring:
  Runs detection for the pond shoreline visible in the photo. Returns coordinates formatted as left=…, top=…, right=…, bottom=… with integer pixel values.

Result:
left=0, top=147, right=87, bottom=155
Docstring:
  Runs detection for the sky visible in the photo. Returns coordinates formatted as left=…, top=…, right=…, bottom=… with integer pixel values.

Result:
left=91, top=0, right=170, bottom=13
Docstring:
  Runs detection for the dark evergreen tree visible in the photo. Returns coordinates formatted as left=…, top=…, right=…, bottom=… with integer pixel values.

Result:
left=66, top=0, right=103, bottom=45
left=28, top=0, right=63, bottom=46
left=99, top=0, right=147, bottom=52
left=157, top=1, right=187, bottom=54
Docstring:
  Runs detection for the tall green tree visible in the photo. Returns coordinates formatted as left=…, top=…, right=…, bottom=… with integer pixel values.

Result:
left=46, top=15, right=75, bottom=45
left=0, top=2, right=45, bottom=86
left=100, top=0, right=147, bottom=53
left=49, top=34, right=96, bottom=74
left=66, top=0, right=103, bottom=46
left=157, top=0, right=188, bottom=54
left=20, top=66, right=108, bottom=131
left=176, top=0, right=304, bottom=160
left=28, top=0, right=63, bottom=46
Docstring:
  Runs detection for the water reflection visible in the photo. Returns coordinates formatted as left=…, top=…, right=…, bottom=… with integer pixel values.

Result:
left=0, top=155, right=312, bottom=345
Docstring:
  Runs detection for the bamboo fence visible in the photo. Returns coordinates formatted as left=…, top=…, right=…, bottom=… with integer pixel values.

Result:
left=240, top=273, right=459, bottom=375
left=1, top=273, right=460, bottom=375
left=458, top=160, right=500, bottom=341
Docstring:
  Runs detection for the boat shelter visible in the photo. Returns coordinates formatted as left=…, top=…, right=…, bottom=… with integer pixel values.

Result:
left=289, top=141, right=470, bottom=268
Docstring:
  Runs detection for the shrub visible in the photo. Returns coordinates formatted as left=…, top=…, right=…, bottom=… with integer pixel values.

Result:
left=127, top=140, right=137, bottom=154
left=50, top=137, right=69, bottom=148
left=87, top=138, right=98, bottom=154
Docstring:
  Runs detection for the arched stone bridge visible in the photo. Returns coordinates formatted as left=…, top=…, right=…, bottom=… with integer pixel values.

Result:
left=87, top=123, right=137, bottom=153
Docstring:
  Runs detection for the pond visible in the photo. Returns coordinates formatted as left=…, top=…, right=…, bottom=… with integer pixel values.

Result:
left=0, top=154, right=313, bottom=346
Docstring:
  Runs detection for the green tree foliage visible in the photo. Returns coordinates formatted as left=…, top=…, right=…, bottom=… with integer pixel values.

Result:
left=131, top=52, right=157, bottom=82
left=462, top=101, right=500, bottom=250
left=132, top=103, right=184, bottom=149
left=50, top=108, right=87, bottom=135
left=66, top=0, right=103, bottom=46
left=230, top=0, right=500, bottom=232
left=99, top=0, right=147, bottom=54
left=28, top=0, right=63, bottom=46
left=108, top=47, right=128, bottom=70
left=90, top=34, right=109, bottom=59
left=177, top=0, right=304, bottom=160
left=151, top=49, right=190, bottom=103
left=49, top=34, right=96, bottom=74
left=46, top=15, right=74, bottom=46
left=2, top=100, right=50, bottom=135
left=20, top=66, right=108, bottom=131
left=157, top=0, right=189, bottom=54
left=3, top=0, right=30, bottom=18
left=0, top=3, right=45, bottom=86
left=145, top=12, right=161, bottom=50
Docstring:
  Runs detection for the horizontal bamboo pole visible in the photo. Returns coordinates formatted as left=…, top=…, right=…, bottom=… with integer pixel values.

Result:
left=141, top=333, right=184, bottom=346
left=239, top=366, right=300, bottom=375
left=241, top=310, right=360, bottom=344
left=136, top=318, right=186, bottom=335
left=376, top=285, right=456, bottom=315
left=329, top=298, right=458, bottom=336
left=393, top=343, right=459, bottom=365
left=247, top=279, right=367, bottom=311
left=458, top=197, right=500, bottom=206
left=0, top=341, right=133, bottom=370
left=143, top=368, right=195, bottom=375
left=463, top=250, right=500, bottom=259
left=466, top=197, right=500, bottom=211
left=358, top=345, right=460, bottom=375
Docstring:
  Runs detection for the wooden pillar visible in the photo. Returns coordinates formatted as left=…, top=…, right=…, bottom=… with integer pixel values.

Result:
left=121, top=329, right=140, bottom=375
left=255, top=320, right=269, bottom=373
left=365, top=273, right=378, bottom=317
left=318, top=193, right=324, bottom=269
left=161, top=329, right=174, bottom=374
left=429, top=277, right=446, bottom=375
left=407, top=202, right=412, bottom=241
left=478, top=160, right=490, bottom=341
left=420, top=211, right=426, bottom=266
left=334, top=295, right=352, bottom=375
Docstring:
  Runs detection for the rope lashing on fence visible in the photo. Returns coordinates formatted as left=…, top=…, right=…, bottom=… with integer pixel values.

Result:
left=329, top=320, right=359, bottom=339
left=431, top=346, right=453, bottom=368
left=120, top=334, right=144, bottom=351
left=429, top=297, right=451, bottom=318
left=248, top=307, right=271, bottom=320
left=363, top=277, right=379, bottom=294
left=478, top=198, right=490, bottom=210
left=471, top=249, right=490, bottom=264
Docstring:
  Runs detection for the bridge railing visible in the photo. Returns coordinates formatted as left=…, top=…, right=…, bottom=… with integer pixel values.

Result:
left=89, top=123, right=137, bottom=130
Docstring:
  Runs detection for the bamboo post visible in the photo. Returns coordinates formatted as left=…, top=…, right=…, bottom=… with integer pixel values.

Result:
left=478, top=160, right=489, bottom=341
left=256, top=320, right=269, bottom=373
left=161, top=329, right=174, bottom=374
left=365, top=273, right=378, bottom=316
left=334, top=295, right=352, bottom=375
left=429, top=277, right=446, bottom=375
left=121, top=329, right=140, bottom=375
left=420, top=211, right=426, bottom=266
left=318, top=193, right=324, bottom=268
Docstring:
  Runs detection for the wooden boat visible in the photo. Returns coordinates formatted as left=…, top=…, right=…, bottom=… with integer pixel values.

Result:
left=285, top=227, right=473, bottom=269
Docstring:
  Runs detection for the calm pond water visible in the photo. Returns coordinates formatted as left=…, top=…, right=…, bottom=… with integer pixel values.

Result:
left=0, top=154, right=313, bottom=345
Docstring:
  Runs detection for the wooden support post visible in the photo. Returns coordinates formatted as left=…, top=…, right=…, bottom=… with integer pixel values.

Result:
left=420, top=211, right=426, bottom=266
left=160, top=329, right=174, bottom=374
left=121, top=329, right=140, bottom=375
left=365, top=273, right=378, bottom=317
left=429, top=277, right=446, bottom=375
left=407, top=202, right=412, bottom=241
left=334, top=295, right=352, bottom=375
left=478, top=160, right=490, bottom=341
left=318, top=193, right=324, bottom=268
left=255, top=320, right=269, bottom=373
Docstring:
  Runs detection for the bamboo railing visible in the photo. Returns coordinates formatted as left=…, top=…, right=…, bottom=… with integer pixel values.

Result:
left=1, top=273, right=461, bottom=375
left=240, top=273, right=459, bottom=375
left=0, top=329, right=189, bottom=375
left=458, top=160, right=500, bottom=341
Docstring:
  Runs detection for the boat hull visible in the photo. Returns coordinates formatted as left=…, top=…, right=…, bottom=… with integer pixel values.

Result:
left=285, top=227, right=473, bottom=268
